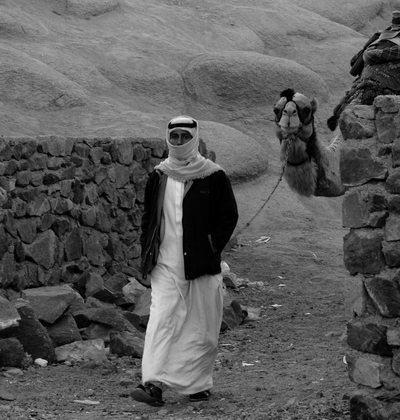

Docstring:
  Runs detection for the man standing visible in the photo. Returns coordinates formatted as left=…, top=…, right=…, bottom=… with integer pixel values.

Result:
left=131, top=115, right=238, bottom=406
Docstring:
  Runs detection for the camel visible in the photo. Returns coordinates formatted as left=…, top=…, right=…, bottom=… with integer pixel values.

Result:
left=273, top=88, right=345, bottom=197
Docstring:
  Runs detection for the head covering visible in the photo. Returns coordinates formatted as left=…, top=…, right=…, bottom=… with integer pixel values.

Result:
left=155, top=116, right=223, bottom=182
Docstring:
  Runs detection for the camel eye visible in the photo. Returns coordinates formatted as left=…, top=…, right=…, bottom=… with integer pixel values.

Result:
left=303, top=106, right=311, bottom=115
left=273, top=107, right=280, bottom=115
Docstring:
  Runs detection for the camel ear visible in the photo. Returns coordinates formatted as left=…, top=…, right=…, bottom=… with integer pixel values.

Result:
left=311, top=98, right=318, bottom=114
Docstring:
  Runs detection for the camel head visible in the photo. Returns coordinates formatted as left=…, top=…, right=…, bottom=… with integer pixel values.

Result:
left=273, top=88, right=317, bottom=143
left=273, top=89, right=344, bottom=197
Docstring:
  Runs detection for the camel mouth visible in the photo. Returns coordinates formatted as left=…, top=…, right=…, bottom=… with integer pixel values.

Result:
left=279, top=126, right=300, bottom=134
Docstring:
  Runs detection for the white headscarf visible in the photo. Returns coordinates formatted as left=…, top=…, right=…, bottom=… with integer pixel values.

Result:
left=155, top=116, right=223, bottom=182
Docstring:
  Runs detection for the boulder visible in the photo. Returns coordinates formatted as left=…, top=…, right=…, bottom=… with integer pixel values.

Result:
left=0, top=295, right=21, bottom=333
left=21, top=284, right=81, bottom=324
left=47, top=314, right=82, bottom=347
left=8, top=299, right=55, bottom=363
left=109, top=331, right=145, bottom=358
left=55, top=339, right=107, bottom=363
left=0, top=338, right=25, bottom=367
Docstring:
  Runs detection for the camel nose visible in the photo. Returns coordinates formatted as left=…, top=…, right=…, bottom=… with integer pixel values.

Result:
left=283, top=107, right=297, bottom=117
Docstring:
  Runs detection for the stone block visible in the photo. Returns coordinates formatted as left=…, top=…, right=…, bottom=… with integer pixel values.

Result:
left=0, top=338, right=25, bottom=367
left=347, top=319, right=392, bottom=355
left=10, top=299, right=55, bottom=362
left=376, top=113, right=398, bottom=144
left=364, top=276, right=400, bottom=318
left=343, top=274, right=367, bottom=319
left=343, top=228, right=385, bottom=275
left=385, top=168, right=400, bottom=194
left=39, top=136, right=75, bottom=157
left=65, top=228, right=83, bottom=261
left=47, top=314, right=82, bottom=347
left=384, top=214, right=400, bottom=241
left=117, top=140, right=134, bottom=165
left=346, top=354, right=382, bottom=388
left=109, top=330, right=144, bottom=358
left=21, top=284, right=80, bottom=324
left=374, top=95, right=400, bottom=113
left=341, top=146, right=388, bottom=187
left=23, top=230, right=58, bottom=269
left=340, top=108, right=376, bottom=140
left=122, top=278, right=147, bottom=305
left=55, top=339, right=107, bottom=363
left=382, top=241, right=400, bottom=268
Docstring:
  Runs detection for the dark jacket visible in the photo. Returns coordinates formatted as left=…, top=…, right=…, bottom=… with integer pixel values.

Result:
left=140, top=169, right=238, bottom=283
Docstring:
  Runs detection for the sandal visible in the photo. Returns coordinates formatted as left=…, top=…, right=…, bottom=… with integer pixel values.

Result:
left=130, top=383, right=165, bottom=406
left=189, top=390, right=211, bottom=402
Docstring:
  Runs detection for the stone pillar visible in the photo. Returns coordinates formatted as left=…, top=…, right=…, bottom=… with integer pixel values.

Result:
left=340, top=96, right=400, bottom=419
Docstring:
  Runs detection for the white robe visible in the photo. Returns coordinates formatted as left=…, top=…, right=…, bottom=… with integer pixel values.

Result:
left=141, top=177, right=223, bottom=395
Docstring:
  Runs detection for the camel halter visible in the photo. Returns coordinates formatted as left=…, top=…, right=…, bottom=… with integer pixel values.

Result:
left=275, top=99, right=314, bottom=128
left=229, top=137, right=293, bottom=245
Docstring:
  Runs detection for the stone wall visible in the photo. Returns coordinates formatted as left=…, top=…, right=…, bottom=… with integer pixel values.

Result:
left=340, top=96, right=400, bottom=419
left=0, top=136, right=167, bottom=292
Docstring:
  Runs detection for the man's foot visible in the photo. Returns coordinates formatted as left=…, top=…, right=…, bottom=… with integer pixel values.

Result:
left=130, top=383, right=165, bottom=407
left=188, top=390, right=211, bottom=402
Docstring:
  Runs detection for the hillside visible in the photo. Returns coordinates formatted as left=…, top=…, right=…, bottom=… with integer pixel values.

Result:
left=1, top=0, right=396, bottom=181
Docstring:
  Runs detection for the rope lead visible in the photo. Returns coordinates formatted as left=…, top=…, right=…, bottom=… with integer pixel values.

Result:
left=229, top=137, right=292, bottom=245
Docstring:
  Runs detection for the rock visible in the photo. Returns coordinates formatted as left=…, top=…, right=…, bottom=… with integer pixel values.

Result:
left=55, top=339, right=107, bottom=363
left=346, top=355, right=382, bottom=388
left=347, top=320, right=392, bottom=356
left=81, top=322, right=115, bottom=343
left=85, top=295, right=116, bottom=310
left=342, top=189, right=387, bottom=229
left=109, top=331, right=145, bottom=358
left=341, top=144, right=388, bottom=188
left=0, top=225, right=10, bottom=260
left=183, top=51, right=328, bottom=121
left=350, top=391, right=389, bottom=419
left=0, top=46, right=87, bottom=110
left=4, top=368, right=23, bottom=377
left=85, top=273, right=104, bottom=300
left=21, top=284, right=81, bottom=324
left=88, top=272, right=129, bottom=303
left=64, top=228, right=83, bottom=261
left=363, top=276, right=400, bottom=318
left=0, top=295, right=21, bottom=333
left=22, top=229, right=59, bottom=270
left=83, top=307, right=140, bottom=333
left=223, top=272, right=239, bottom=289
left=122, top=311, right=144, bottom=332
left=34, top=358, right=48, bottom=367
left=221, top=300, right=246, bottom=332
left=131, top=289, right=151, bottom=328
left=7, top=299, right=55, bottom=363
left=0, top=338, right=25, bottom=367
left=343, top=228, right=385, bottom=275
left=121, top=278, right=147, bottom=305
left=47, top=314, right=82, bottom=347
left=81, top=230, right=108, bottom=267
left=0, top=390, right=16, bottom=401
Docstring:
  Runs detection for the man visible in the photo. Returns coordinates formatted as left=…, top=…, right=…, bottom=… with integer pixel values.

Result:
left=131, top=115, right=238, bottom=406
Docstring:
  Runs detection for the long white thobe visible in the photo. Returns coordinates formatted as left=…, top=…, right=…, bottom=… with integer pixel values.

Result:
left=141, top=177, right=223, bottom=394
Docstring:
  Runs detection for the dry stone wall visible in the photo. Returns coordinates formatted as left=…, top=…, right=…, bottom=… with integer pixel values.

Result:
left=340, top=96, right=400, bottom=419
left=0, top=136, right=167, bottom=292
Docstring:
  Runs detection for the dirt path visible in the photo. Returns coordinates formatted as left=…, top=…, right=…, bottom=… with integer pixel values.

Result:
left=1, top=172, right=355, bottom=420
